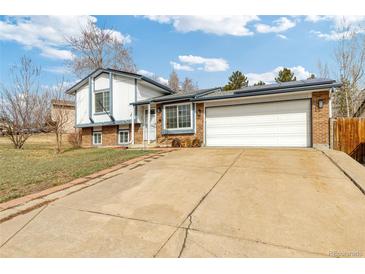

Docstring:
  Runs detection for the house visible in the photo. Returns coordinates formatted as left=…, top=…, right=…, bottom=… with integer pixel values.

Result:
left=51, top=99, right=76, bottom=133
left=66, top=68, right=341, bottom=148
left=353, top=90, right=365, bottom=117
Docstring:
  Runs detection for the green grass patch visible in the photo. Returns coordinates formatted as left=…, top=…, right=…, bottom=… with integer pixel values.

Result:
left=0, top=134, right=154, bottom=203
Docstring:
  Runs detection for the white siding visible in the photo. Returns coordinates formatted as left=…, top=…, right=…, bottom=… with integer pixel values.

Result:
left=94, top=73, right=109, bottom=90
left=76, top=84, right=89, bottom=125
left=137, top=82, right=164, bottom=101
left=74, top=72, right=168, bottom=126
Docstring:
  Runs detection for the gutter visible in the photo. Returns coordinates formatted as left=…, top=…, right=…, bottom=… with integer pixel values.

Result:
left=192, top=83, right=342, bottom=102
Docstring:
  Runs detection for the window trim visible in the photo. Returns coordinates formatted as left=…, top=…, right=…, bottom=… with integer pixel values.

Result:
left=94, top=88, right=111, bottom=114
left=163, top=102, right=193, bottom=130
left=118, top=130, right=130, bottom=145
left=92, top=131, right=102, bottom=145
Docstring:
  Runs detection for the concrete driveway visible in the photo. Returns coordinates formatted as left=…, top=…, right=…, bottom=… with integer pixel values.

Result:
left=1, top=148, right=364, bottom=257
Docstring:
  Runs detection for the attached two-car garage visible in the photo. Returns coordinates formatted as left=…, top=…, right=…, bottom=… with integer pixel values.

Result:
left=205, top=99, right=311, bottom=147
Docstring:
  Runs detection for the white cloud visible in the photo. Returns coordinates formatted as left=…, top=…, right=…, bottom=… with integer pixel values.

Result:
left=0, top=16, right=131, bottom=60
left=306, top=15, right=365, bottom=40
left=44, top=66, right=70, bottom=75
left=137, top=69, right=169, bottom=85
left=246, top=66, right=313, bottom=84
left=256, top=17, right=296, bottom=33
left=144, top=15, right=259, bottom=36
left=277, top=34, right=288, bottom=39
left=170, top=61, right=194, bottom=72
left=172, top=55, right=229, bottom=72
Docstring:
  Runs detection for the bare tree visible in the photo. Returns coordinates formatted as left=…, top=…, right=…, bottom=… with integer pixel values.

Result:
left=317, top=60, right=330, bottom=78
left=67, top=19, right=136, bottom=78
left=333, top=24, right=365, bottom=117
left=317, top=20, right=365, bottom=117
left=0, top=56, right=49, bottom=149
left=168, top=70, right=180, bottom=92
left=46, top=80, right=73, bottom=153
left=181, top=77, right=198, bottom=93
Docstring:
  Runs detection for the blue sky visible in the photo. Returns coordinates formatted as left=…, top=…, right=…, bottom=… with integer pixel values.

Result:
left=1, top=15, right=364, bottom=89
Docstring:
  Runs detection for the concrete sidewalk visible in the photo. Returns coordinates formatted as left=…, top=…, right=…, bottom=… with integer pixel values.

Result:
left=1, top=148, right=364, bottom=257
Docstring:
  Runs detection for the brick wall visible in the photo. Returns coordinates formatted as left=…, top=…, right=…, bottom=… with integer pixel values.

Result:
left=156, top=102, right=204, bottom=146
left=133, top=123, right=143, bottom=144
left=81, top=127, right=92, bottom=147
left=312, top=91, right=330, bottom=146
left=102, top=125, right=118, bottom=146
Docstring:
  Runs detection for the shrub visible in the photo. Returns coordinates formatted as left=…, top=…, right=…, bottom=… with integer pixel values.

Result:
left=171, top=138, right=182, bottom=148
left=192, top=138, right=202, bottom=147
left=68, top=130, right=82, bottom=148
left=182, top=138, right=192, bottom=148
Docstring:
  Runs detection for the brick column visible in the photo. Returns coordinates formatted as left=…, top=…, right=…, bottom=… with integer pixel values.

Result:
left=102, top=125, right=118, bottom=146
left=312, top=91, right=330, bottom=147
left=81, top=128, right=92, bottom=147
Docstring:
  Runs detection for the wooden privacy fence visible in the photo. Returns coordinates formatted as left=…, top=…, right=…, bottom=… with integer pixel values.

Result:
left=333, top=118, right=365, bottom=163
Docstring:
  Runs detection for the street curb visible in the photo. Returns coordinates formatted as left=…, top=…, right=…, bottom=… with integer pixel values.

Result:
left=0, top=148, right=177, bottom=223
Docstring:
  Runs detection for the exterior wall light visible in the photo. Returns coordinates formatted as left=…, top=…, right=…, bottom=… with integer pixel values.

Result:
left=318, top=99, right=324, bottom=109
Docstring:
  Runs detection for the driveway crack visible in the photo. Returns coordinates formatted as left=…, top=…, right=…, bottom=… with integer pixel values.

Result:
left=0, top=205, right=47, bottom=249
left=154, top=149, right=244, bottom=257
left=178, top=215, right=192, bottom=258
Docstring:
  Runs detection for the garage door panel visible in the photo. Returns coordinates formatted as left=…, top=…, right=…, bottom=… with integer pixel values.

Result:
left=205, top=100, right=311, bottom=147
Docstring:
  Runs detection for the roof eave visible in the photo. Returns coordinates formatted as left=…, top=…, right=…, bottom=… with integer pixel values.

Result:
left=193, top=83, right=342, bottom=102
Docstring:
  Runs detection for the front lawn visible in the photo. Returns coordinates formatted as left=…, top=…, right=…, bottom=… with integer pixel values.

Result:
left=0, top=134, right=154, bottom=203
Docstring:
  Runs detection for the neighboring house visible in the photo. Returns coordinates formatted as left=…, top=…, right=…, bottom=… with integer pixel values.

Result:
left=51, top=99, right=76, bottom=133
left=66, top=68, right=341, bottom=148
left=354, top=91, right=365, bottom=117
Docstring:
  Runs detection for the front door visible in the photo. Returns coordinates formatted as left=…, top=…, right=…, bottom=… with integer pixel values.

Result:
left=143, top=108, right=156, bottom=141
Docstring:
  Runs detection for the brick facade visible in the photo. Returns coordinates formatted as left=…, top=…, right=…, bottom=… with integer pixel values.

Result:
left=80, top=94, right=330, bottom=148
left=81, top=127, right=92, bottom=147
left=156, top=102, right=204, bottom=146
left=312, top=91, right=330, bottom=146
left=102, top=125, right=118, bottom=146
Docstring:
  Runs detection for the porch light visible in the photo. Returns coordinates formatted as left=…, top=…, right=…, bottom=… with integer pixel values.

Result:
left=157, top=107, right=161, bottom=113
left=318, top=99, right=324, bottom=109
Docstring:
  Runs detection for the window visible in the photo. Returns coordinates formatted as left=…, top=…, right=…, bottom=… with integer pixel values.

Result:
left=164, top=103, right=192, bottom=129
left=95, top=90, right=110, bottom=113
left=93, top=132, right=102, bottom=145
left=119, top=130, right=129, bottom=144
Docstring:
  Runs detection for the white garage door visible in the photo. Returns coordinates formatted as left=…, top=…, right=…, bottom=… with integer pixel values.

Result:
left=205, top=100, right=311, bottom=147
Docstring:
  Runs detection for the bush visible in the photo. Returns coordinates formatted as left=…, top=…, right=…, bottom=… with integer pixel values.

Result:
left=171, top=138, right=182, bottom=148
left=181, top=138, right=192, bottom=148
left=192, top=138, right=202, bottom=147
left=68, top=130, right=82, bottom=148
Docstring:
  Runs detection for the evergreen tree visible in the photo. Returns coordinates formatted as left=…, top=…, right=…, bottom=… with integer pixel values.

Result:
left=223, top=71, right=249, bottom=91
left=275, top=68, right=297, bottom=82
left=254, top=80, right=266, bottom=86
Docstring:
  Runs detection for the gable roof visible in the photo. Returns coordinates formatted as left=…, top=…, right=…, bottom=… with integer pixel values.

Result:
left=65, top=68, right=174, bottom=95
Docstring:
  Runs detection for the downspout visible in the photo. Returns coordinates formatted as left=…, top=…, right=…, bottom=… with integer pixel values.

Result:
left=88, top=77, right=94, bottom=123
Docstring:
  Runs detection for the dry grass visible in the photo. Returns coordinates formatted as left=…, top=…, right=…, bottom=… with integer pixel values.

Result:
left=0, top=133, right=153, bottom=203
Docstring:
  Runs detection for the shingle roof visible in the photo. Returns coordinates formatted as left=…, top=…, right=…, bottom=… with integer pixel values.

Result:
left=194, top=78, right=341, bottom=101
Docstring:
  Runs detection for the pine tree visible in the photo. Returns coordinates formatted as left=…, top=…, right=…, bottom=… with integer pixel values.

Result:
left=223, top=71, right=249, bottom=91
left=254, top=81, right=266, bottom=86
left=275, top=68, right=297, bottom=82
